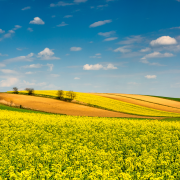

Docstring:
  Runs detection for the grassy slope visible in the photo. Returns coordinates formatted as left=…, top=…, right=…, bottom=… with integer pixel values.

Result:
left=145, top=95, right=180, bottom=102
left=0, top=103, right=53, bottom=115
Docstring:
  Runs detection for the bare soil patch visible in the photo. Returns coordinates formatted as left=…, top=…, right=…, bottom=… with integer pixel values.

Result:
left=0, top=93, right=163, bottom=119
left=89, top=93, right=180, bottom=113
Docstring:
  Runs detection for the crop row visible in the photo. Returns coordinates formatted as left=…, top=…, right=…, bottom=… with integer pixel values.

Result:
left=24, top=90, right=180, bottom=117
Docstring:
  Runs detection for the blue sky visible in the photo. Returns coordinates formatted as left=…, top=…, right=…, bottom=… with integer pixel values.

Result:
left=0, top=0, right=180, bottom=97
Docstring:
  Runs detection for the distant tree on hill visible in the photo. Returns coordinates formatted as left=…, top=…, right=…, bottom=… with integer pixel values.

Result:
left=25, top=88, right=34, bottom=95
left=57, top=90, right=64, bottom=99
left=12, top=87, right=19, bottom=94
left=66, top=90, right=76, bottom=100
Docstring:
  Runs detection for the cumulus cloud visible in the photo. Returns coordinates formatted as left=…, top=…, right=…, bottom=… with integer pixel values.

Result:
left=57, top=22, right=68, bottom=27
left=0, top=53, right=8, bottom=56
left=141, top=52, right=174, bottom=59
left=51, top=74, right=60, bottom=77
left=23, top=64, right=43, bottom=68
left=29, top=17, right=45, bottom=25
left=83, top=63, right=117, bottom=70
left=74, top=77, right=80, bottom=79
left=13, top=25, right=22, bottom=30
left=70, top=47, right=82, bottom=51
left=0, top=77, right=18, bottom=87
left=74, top=0, right=87, bottom=3
left=27, top=28, right=33, bottom=32
left=50, top=1, right=74, bottom=7
left=114, top=46, right=131, bottom=53
left=89, top=20, right=112, bottom=28
left=0, top=69, right=17, bottom=74
left=3, top=53, right=34, bottom=63
left=90, top=53, right=101, bottom=58
left=145, top=75, right=157, bottom=79
left=97, top=4, right=108, bottom=8
left=98, top=31, right=116, bottom=37
left=37, top=48, right=60, bottom=60
left=22, top=6, right=31, bottom=10
left=64, top=15, right=73, bottom=18
left=104, top=37, right=118, bottom=41
left=0, top=29, right=5, bottom=33
left=47, top=63, right=54, bottom=71
left=140, top=47, right=151, bottom=52
left=118, top=35, right=143, bottom=44
left=0, top=63, right=6, bottom=67
left=150, top=36, right=177, bottom=46
left=25, top=71, right=34, bottom=74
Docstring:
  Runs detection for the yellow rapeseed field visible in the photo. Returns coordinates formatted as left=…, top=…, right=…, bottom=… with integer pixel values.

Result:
left=19, top=90, right=180, bottom=117
left=1, top=109, right=180, bottom=179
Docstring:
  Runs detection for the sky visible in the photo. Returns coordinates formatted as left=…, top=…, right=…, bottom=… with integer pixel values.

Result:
left=0, top=0, right=180, bottom=97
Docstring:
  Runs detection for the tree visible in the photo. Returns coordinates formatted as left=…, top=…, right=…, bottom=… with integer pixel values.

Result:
left=12, top=87, right=19, bottom=94
left=25, top=88, right=34, bottom=95
left=57, top=90, right=64, bottom=99
left=66, top=90, right=76, bottom=100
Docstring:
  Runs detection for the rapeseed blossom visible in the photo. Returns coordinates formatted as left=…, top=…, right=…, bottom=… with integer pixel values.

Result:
left=1, top=109, right=180, bottom=179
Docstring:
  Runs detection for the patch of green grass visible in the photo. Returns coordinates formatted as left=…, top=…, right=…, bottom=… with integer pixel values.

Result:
left=145, top=95, right=180, bottom=102
left=159, top=117, right=180, bottom=121
left=0, top=103, right=54, bottom=115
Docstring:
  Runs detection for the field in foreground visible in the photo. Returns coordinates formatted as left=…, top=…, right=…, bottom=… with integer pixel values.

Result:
left=11, top=90, right=180, bottom=117
left=1, top=109, right=180, bottom=179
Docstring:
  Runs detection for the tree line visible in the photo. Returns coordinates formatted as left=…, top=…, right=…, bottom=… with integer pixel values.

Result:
left=12, top=87, right=76, bottom=101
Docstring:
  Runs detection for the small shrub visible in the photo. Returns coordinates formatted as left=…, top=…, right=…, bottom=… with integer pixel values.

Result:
left=66, top=90, right=76, bottom=100
left=25, top=88, right=34, bottom=95
left=57, top=90, right=64, bottom=100
left=13, top=87, right=19, bottom=94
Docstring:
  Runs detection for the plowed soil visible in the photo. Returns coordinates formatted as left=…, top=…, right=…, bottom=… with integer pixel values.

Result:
left=0, top=93, right=163, bottom=119
left=89, top=93, right=180, bottom=113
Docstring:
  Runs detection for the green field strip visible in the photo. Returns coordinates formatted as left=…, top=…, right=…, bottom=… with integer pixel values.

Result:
left=145, top=95, right=180, bottom=102
left=108, top=93, right=180, bottom=110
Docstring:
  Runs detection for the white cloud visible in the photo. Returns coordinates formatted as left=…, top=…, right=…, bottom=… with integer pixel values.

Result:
left=70, top=47, right=82, bottom=51
left=89, top=20, right=112, bottom=28
left=0, top=29, right=5, bottom=33
left=90, top=53, right=101, bottom=58
left=0, top=63, right=5, bottom=67
left=16, top=48, right=22, bottom=51
left=145, top=75, right=157, bottom=79
left=0, top=77, right=18, bottom=87
left=89, top=41, right=93, bottom=43
left=83, top=63, right=117, bottom=70
left=57, top=22, right=68, bottom=27
left=27, top=28, right=33, bottom=32
left=64, top=15, right=73, bottom=18
left=23, top=80, right=35, bottom=86
left=13, top=25, right=22, bottom=30
left=74, top=0, right=87, bottom=2
left=0, top=69, right=17, bottom=74
left=170, top=26, right=180, bottom=29
left=51, top=74, right=60, bottom=77
left=128, top=82, right=139, bottom=85
left=140, top=47, right=151, bottom=52
left=0, top=53, right=8, bottom=56
left=118, top=35, right=143, bottom=44
left=114, top=46, right=131, bottom=53
left=150, top=36, right=177, bottom=46
left=50, top=1, right=74, bottom=7
left=23, top=64, right=43, bottom=68
left=52, top=15, right=56, bottom=18
left=3, top=53, right=34, bottom=63
left=74, top=77, right=80, bottom=79
left=97, top=4, right=108, bottom=8
left=29, top=17, right=45, bottom=25
left=37, top=48, right=60, bottom=60
left=98, top=31, right=116, bottom=37
left=141, top=52, right=174, bottom=59
left=22, top=6, right=31, bottom=10
left=66, top=54, right=70, bottom=56
left=47, top=63, right=54, bottom=71
left=25, top=71, right=33, bottom=74
left=104, top=37, right=118, bottom=41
